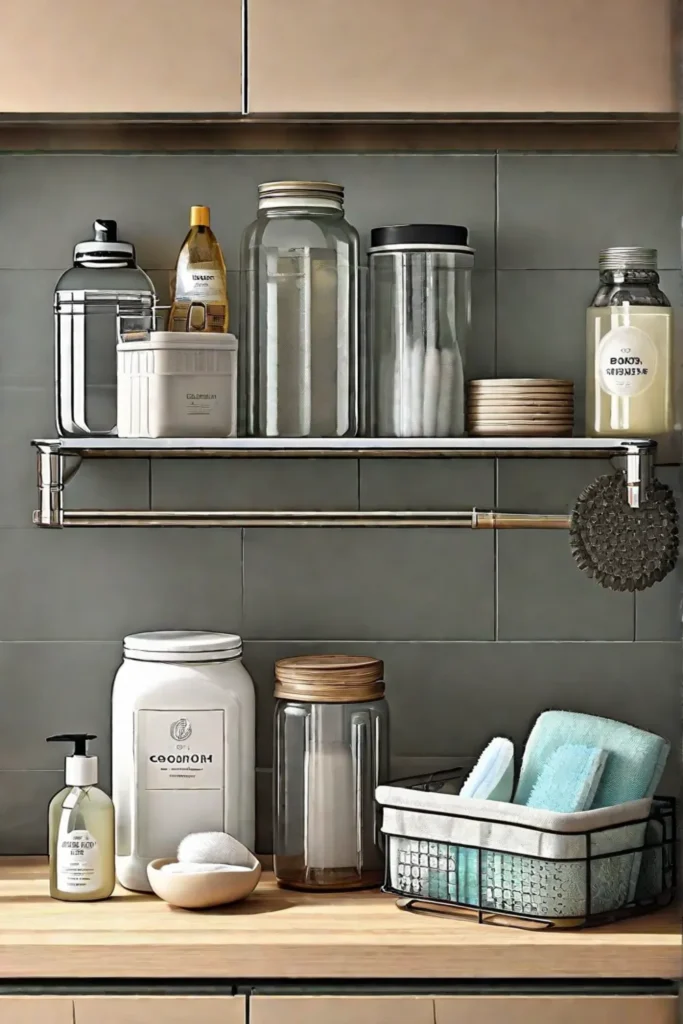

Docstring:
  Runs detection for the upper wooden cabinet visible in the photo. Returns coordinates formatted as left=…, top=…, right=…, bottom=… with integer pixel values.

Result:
left=247, top=0, right=676, bottom=115
left=1, top=0, right=242, bottom=113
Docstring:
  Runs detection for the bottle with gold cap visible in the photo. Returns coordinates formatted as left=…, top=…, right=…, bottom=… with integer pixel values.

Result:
left=169, top=206, right=228, bottom=332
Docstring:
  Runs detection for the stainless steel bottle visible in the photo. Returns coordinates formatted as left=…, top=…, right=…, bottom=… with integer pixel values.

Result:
left=54, top=220, right=155, bottom=436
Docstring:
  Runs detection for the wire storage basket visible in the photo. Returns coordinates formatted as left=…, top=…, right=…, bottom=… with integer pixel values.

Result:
left=376, top=771, right=675, bottom=930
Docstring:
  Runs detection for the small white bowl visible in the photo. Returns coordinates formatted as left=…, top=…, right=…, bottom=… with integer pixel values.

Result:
left=147, top=855, right=261, bottom=909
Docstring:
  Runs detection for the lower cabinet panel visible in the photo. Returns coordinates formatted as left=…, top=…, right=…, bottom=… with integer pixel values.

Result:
left=74, top=995, right=246, bottom=1024
left=251, top=995, right=435, bottom=1024
left=0, top=998, right=74, bottom=1024
left=0, top=991, right=677, bottom=1024
left=251, top=994, right=678, bottom=1024
left=434, top=995, right=678, bottom=1024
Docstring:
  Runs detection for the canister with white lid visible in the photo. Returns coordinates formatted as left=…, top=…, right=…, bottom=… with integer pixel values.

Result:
left=112, top=630, right=255, bottom=892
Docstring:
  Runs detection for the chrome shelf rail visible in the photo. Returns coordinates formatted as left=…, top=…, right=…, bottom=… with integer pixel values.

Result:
left=50, top=510, right=570, bottom=529
left=32, top=436, right=657, bottom=528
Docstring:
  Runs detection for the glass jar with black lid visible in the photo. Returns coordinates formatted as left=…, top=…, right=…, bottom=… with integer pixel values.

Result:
left=368, top=223, right=473, bottom=438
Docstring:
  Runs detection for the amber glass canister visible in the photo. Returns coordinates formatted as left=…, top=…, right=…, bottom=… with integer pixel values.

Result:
left=273, top=654, right=389, bottom=891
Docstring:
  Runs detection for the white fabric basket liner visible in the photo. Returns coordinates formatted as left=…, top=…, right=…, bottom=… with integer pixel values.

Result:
left=376, top=785, right=651, bottom=860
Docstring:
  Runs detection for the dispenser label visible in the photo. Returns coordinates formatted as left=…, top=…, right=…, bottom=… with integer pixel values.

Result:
left=136, top=709, right=225, bottom=790
left=598, top=325, right=658, bottom=398
left=56, top=828, right=101, bottom=894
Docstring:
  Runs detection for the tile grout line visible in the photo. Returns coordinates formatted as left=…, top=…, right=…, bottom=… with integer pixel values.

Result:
left=493, top=152, right=499, bottom=642
left=494, top=459, right=499, bottom=642
left=241, top=526, right=246, bottom=635
left=0, top=638, right=678, bottom=645
left=493, top=150, right=499, bottom=373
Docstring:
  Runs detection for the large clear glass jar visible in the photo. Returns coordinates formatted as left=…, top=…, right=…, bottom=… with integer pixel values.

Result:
left=273, top=655, right=389, bottom=891
left=369, top=224, right=473, bottom=437
left=586, top=247, right=673, bottom=436
left=241, top=181, right=360, bottom=437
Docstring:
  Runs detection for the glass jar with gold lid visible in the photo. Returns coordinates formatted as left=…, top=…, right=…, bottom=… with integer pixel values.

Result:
left=273, top=654, right=389, bottom=891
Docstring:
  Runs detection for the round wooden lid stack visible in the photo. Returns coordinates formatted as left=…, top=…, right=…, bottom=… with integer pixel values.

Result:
left=274, top=654, right=385, bottom=703
left=467, top=378, right=575, bottom=437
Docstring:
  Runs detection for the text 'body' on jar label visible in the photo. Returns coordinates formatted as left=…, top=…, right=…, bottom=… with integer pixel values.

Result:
left=597, top=323, right=658, bottom=398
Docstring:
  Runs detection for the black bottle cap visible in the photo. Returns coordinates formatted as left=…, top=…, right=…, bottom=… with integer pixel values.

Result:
left=93, top=220, right=118, bottom=242
left=370, top=224, right=470, bottom=249
left=47, top=733, right=97, bottom=756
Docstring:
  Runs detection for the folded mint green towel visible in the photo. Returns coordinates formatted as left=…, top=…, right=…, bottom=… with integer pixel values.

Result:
left=515, top=711, right=669, bottom=809
left=513, top=711, right=670, bottom=911
left=526, top=745, right=608, bottom=813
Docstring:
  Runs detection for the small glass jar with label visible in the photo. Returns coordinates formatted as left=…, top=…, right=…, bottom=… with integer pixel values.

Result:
left=586, top=247, right=673, bottom=436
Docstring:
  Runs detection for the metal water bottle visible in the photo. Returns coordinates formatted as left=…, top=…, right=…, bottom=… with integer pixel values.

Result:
left=54, top=220, right=155, bottom=436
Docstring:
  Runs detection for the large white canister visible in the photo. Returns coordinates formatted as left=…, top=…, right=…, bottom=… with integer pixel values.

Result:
left=112, top=630, right=255, bottom=892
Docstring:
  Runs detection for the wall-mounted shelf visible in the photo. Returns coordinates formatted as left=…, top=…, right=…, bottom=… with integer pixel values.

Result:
left=32, top=436, right=657, bottom=528
left=33, top=436, right=655, bottom=459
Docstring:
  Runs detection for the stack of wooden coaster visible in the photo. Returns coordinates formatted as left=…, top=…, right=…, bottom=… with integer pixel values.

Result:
left=467, top=379, right=574, bottom=437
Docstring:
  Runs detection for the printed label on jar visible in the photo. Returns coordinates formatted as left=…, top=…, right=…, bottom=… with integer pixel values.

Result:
left=136, top=709, right=225, bottom=790
left=56, top=825, right=101, bottom=894
left=175, top=266, right=225, bottom=303
left=598, top=325, right=658, bottom=398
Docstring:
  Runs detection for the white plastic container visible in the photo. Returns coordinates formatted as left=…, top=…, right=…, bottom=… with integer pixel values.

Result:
left=117, top=331, right=238, bottom=438
left=112, top=630, right=255, bottom=892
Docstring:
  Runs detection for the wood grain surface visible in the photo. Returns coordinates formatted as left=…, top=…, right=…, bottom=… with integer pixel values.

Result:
left=0, top=859, right=679, bottom=980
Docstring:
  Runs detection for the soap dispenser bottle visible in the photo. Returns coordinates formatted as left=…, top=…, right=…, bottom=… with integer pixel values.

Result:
left=47, top=734, right=115, bottom=901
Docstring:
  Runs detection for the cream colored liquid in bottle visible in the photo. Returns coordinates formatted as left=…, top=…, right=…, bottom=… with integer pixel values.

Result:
left=170, top=205, right=228, bottom=332
left=47, top=733, right=115, bottom=901
left=586, top=248, right=673, bottom=437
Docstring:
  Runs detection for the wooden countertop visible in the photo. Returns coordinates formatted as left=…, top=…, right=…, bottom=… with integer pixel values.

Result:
left=0, top=859, right=680, bottom=980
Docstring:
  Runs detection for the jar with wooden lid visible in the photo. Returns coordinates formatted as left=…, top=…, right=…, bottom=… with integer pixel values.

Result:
left=273, top=654, right=389, bottom=891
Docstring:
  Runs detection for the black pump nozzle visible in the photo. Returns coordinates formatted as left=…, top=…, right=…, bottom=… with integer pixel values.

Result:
left=93, top=220, right=117, bottom=242
left=47, top=734, right=97, bottom=756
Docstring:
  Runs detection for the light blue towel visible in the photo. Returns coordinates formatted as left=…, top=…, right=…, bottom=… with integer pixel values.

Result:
left=526, top=745, right=608, bottom=813
left=454, top=737, right=515, bottom=905
left=515, top=711, right=669, bottom=808
left=514, top=711, right=670, bottom=912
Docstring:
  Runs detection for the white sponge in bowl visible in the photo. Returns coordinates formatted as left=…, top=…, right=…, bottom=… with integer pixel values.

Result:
left=177, top=831, right=254, bottom=868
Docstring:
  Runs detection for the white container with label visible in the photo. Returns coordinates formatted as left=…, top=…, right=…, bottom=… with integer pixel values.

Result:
left=117, top=331, right=238, bottom=438
left=586, top=247, right=673, bottom=436
left=112, top=630, right=255, bottom=892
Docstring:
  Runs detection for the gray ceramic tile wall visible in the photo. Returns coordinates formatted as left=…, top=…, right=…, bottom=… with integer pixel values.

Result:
left=0, top=152, right=680, bottom=854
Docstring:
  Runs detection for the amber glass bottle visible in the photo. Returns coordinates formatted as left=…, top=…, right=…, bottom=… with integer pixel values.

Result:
left=169, top=206, right=228, bottom=332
